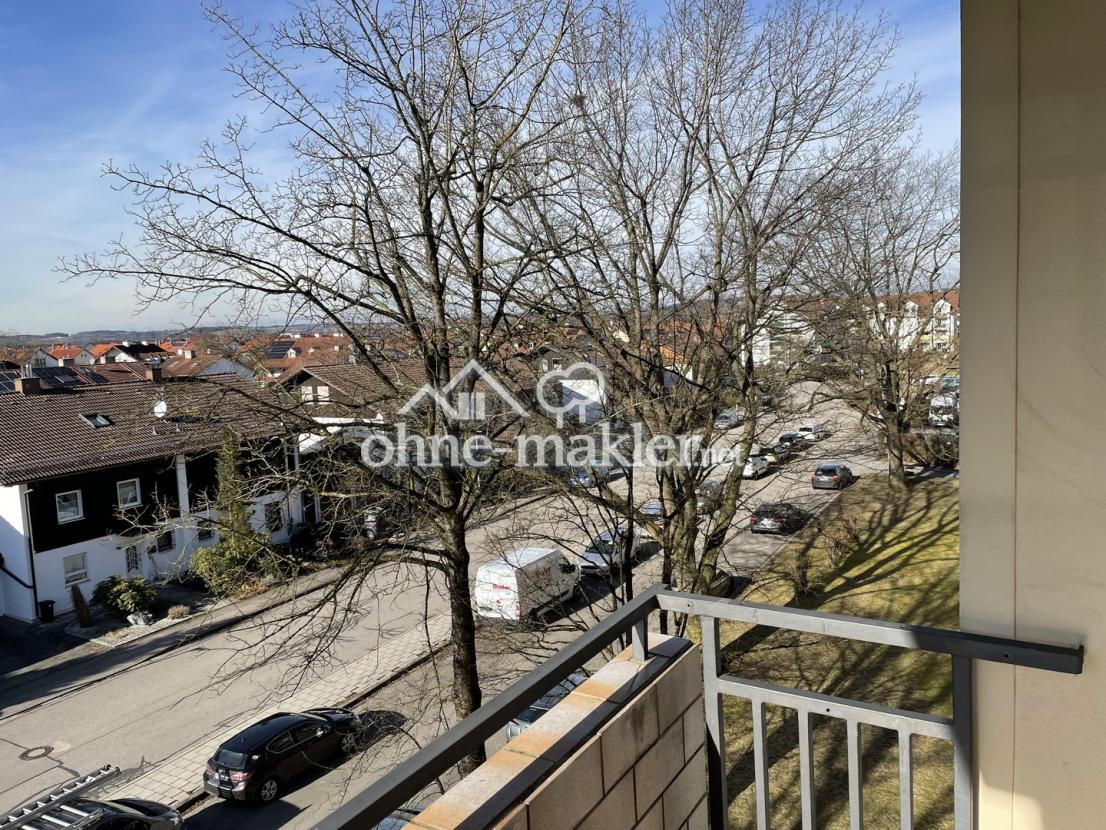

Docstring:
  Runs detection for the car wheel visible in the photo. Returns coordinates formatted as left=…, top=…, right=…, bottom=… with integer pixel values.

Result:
left=257, top=777, right=280, bottom=804
left=340, top=731, right=358, bottom=754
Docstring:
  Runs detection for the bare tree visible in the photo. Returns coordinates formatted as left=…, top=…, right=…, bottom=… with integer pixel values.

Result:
left=64, top=0, right=584, bottom=772
left=524, top=0, right=917, bottom=629
left=797, top=148, right=960, bottom=484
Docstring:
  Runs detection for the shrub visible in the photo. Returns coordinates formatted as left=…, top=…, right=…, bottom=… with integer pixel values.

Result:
left=166, top=604, right=191, bottom=620
left=92, top=576, right=157, bottom=618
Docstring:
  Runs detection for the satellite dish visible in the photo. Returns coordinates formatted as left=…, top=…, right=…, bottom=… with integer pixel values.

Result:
left=153, top=400, right=168, bottom=419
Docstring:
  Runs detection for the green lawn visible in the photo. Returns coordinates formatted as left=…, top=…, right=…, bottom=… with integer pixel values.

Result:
left=718, top=475, right=960, bottom=829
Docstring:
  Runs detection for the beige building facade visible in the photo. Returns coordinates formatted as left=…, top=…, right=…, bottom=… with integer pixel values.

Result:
left=961, top=1, right=1105, bottom=827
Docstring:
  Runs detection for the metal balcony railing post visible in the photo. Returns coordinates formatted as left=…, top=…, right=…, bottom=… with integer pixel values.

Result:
left=952, top=656, right=974, bottom=830
left=702, top=615, right=729, bottom=830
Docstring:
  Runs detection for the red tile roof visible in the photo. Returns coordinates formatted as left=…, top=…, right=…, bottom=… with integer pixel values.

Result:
left=47, top=345, right=89, bottom=360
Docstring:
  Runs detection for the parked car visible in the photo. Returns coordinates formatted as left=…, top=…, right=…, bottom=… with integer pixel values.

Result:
left=639, top=499, right=668, bottom=530
left=504, top=672, right=589, bottom=738
left=371, top=807, right=424, bottom=830
left=204, top=709, right=362, bottom=803
left=474, top=547, right=580, bottom=620
left=797, top=423, right=830, bottom=442
left=743, top=456, right=771, bottom=479
left=568, top=463, right=612, bottom=488
left=696, top=479, right=724, bottom=512
left=753, top=442, right=792, bottom=464
left=713, top=410, right=742, bottom=430
left=66, top=799, right=182, bottom=829
left=362, top=500, right=413, bottom=540
left=704, top=569, right=751, bottom=598
left=577, top=527, right=641, bottom=575
left=749, top=502, right=812, bottom=534
left=811, top=463, right=855, bottom=490
left=928, top=393, right=959, bottom=427
left=776, top=431, right=811, bottom=450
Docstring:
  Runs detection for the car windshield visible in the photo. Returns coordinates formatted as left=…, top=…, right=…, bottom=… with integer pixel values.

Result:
left=213, top=748, right=250, bottom=769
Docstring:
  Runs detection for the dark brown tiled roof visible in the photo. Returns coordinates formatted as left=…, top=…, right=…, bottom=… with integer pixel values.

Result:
left=0, top=377, right=293, bottom=485
left=283, top=361, right=425, bottom=418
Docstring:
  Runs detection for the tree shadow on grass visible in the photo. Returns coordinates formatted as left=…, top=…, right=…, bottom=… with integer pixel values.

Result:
left=717, top=478, right=960, bottom=829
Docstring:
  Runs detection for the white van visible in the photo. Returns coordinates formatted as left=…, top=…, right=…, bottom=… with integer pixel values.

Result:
left=475, top=547, right=580, bottom=621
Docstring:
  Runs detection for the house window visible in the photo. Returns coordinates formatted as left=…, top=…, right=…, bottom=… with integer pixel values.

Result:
left=264, top=502, right=284, bottom=533
left=315, top=385, right=330, bottom=401
left=197, top=519, right=214, bottom=540
left=155, top=530, right=174, bottom=552
left=63, top=553, right=88, bottom=586
left=56, top=490, right=83, bottom=523
left=79, top=412, right=113, bottom=429
left=117, top=478, right=141, bottom=508
left=125, top=545, right=140, bottom=574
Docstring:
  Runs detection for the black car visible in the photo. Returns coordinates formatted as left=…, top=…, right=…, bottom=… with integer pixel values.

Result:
left=812, top=463, right=855, bottom=490
left=204, top=709, right=361, bottom=803
left=750, top=502, right=811, bottom=534
left=69, top=798, right=181, bottom=829
left=776, top=432, right=810, bottom=451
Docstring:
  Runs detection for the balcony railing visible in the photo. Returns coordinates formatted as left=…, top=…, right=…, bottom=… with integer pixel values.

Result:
left=316, top=585, right=1083, bottom=830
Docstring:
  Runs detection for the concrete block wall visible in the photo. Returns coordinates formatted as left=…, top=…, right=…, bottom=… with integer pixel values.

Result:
left=408, top=634, right=709, bottom=830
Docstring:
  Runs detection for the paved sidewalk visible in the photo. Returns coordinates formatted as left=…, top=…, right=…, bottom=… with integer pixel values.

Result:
left=102, top=613, right=452, bottom=808
left=0, top=567, right=350, bottom=720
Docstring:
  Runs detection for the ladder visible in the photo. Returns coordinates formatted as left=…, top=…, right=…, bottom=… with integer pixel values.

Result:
left=0, top=766, right=120, bottom=830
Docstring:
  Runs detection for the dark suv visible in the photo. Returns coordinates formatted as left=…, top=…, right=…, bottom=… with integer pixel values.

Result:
left=68, top=799, right=181, bottom=829
left=204, top=709, right=361, bottom=803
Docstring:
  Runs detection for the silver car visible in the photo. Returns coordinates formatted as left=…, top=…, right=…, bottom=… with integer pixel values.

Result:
left=577, top=528, right=641, bottom=575
left=812, top=463, right=855, bottom=490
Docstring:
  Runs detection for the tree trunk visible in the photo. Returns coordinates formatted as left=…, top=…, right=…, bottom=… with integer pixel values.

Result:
left=446, top=526, right=485, bottom=774
left=885, top=419, right=908, bottom=486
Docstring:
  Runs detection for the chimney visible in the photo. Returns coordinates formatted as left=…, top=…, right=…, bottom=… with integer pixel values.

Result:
left=15, top=376, right=42, bottom=396
left=145, top=365, right=162, bottom=382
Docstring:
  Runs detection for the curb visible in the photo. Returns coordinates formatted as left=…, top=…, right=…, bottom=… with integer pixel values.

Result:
left=174, top=621, right=454, bottom=815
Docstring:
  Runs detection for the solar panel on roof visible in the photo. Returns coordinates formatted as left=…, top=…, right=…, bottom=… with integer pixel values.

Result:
left=264, top=339, right=295, bottom=359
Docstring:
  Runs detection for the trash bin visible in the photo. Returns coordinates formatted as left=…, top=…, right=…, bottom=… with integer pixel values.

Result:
left=37, top=600, right=55, bottom=623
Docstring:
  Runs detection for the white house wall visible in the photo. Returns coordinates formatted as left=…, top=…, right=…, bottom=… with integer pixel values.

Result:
left=0, top=484, right=33, bottom=621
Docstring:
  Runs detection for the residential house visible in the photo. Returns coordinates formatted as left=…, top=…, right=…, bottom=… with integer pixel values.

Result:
left=5, top=348, right=53, bottom=370
left=157, top=352, right=256, bottom=380
left=88, top=341, right=169, bottom=364
left=0, top=377, right=303, bottom=621
left=253, top=332, right=359, bottom=377
left=870, top=291, right=960, bottom=352
left=46, top=344, right=96, bottom=366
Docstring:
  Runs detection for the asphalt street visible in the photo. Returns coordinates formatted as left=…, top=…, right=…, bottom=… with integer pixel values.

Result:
left=0, top=383, right=884, bottom=825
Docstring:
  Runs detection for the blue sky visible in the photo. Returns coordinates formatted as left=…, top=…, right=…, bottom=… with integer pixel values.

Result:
left=0, top=0, right=959, bottom=335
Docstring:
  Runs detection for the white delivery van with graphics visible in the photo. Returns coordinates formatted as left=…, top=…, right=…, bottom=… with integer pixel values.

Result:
left=475, top=547, right=580, bottom=621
